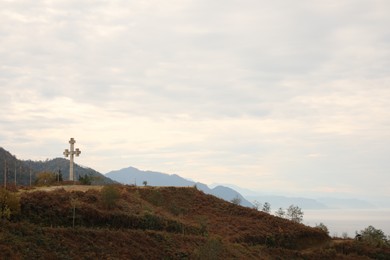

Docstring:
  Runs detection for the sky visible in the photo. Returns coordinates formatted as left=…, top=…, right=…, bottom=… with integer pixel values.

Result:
left=1, top=0, right=389, bottom=199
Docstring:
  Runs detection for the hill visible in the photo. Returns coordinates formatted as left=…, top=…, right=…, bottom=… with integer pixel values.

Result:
left=1, top=185, right=388, bottom=259
left=106, top=166, right=253, bottom=207
left=0, top=147, right=114, bottom=185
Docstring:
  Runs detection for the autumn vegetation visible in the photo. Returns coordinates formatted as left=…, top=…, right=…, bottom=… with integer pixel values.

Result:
left=0, top=185, right=388, bottom=259
left=1, top=148, right=388, bottom=258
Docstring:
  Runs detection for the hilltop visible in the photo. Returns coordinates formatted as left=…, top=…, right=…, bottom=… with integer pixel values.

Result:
left=1, top=185, right=388, bottom=259
left=0, top=147, right=114, bottom=186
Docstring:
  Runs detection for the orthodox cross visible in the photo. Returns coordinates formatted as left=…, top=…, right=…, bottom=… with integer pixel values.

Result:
left=63, top=138, right=81, bottom=181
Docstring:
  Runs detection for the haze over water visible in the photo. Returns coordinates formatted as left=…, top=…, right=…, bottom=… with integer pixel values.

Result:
left=304, top=209, right=390, bottom=237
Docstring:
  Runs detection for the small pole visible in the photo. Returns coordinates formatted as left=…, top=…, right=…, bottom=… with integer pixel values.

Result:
left=4, top=159, right=7, bottom=189
left=71, top=198, right=77, bottom=228
left=14, top=163, right=17, bottom=186
left=73, top=203, right=76, bottom=228
left=29, top=167, right=32, bottom=186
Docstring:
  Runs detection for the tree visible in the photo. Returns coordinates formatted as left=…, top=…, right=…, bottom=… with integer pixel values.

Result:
left=79, top=174, right=93, bottom=185
left=35, top=172, right=57, bottom=186
left=315, top=222, right=329, bottom=235
left=101, top=185, right=120, bottom=209
left=253, top=200, right=261, bottom=211
left=231, top=196, right=241, bottom=205
left=0, top=188, right=20, bottom=220
left=262, top=202, right=271, bottom=213
left=286, top=205, right=304, bottom=223
left=142, top=180, right=148, bottom=186
left=275, top=207, right=285, bottom=218
left=360, top=225, right=388, bottom=246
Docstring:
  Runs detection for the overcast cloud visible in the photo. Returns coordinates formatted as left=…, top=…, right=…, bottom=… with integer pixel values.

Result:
left=1, top=0, right=389, bottom=198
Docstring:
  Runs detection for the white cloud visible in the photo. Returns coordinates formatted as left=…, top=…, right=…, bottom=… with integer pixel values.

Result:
left=1, top=0, right=389, bottom=198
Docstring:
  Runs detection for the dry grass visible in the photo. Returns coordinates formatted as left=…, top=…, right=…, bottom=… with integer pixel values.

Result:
left=0, top=185, right=387, bottom=259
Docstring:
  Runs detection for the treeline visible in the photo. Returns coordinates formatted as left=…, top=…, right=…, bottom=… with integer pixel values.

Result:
left=252, top=200, right=304, bottom=223
left=0, top=148, right=114, bottom=187
left=0, top=148, right=34, bottom=186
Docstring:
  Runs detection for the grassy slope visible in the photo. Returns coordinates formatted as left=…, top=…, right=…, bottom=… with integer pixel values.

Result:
left=0, top=185, right=388, bottom=259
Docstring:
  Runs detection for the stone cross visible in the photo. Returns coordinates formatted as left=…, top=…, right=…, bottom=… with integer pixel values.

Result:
left=63, top=138, right=81, bottom=181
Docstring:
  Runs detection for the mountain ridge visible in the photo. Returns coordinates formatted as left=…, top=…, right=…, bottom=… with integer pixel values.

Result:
left=0, top=147, right=113, bottom=185
left=106, top=166, right=253, bottom=207
left=107, top=167, right=379, bottom=210
left=213, top=182, right=378, bottom=210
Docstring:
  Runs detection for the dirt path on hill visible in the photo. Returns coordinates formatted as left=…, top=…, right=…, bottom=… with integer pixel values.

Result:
left=19, top=185, right=104, bottom=193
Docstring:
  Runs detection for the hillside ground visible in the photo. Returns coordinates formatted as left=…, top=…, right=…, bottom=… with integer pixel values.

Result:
left=0, top=184, right=388, bottom=259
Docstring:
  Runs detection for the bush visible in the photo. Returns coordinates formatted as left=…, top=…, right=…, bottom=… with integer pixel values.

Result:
left=35, top=172, right=57, bottom=186
left=194, top=238, right=223, bottom=259
left=360, top=226, right=388, bottom=247
left=0, top=188, right=20, bottom=220
left=78, top=174, right=93, bottom=185
left=147, top=190, right=163, bottom=206
left=101, top=185, right=120, bottom=209
left=230, top=196, right=241, bottom=205
left=315, top=223, right=329, bottom=235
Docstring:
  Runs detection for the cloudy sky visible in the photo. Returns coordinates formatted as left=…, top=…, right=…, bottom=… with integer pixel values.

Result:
left=1, top=0, right=389, bottom=198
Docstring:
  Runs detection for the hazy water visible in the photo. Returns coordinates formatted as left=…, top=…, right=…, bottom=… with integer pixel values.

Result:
left=303, top=209, right=390, bottom=237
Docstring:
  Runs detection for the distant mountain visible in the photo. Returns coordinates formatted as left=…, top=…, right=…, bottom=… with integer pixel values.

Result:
left=213, top=182, right=378, bottom=210
left=27, top=158, right=115, bottom=185
left=246, top=195, right=329, bottom=210
left=210, top=183, right=261, bottom=196
left=106, top=166, right=192, bottom=186
left=106, top=166, right=253, bottom=207
left=0, top=147, right=114, bottom=185
left=243, top=195, right=377, bottom=210
left=317, top=198, right=376, bottom=209
left=0, top=147, right=31, bottom=186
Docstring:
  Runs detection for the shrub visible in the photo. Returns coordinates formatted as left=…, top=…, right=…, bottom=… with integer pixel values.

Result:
left=360, top=226, right=388, bottom=247
left=194, top=238, right=223, bottom=259
left=101, top=185, right=120, bottom=209
left=230, top=196, right=241, bottom=205
left=315, top=223, right=329, bottom=235
left=35, top=172, right=57, bottom=186
left=0, top=188, right=20, bottom=220
left=78, top=174, right=93, bottom=185
left=147, top=189, right=163, bottom=206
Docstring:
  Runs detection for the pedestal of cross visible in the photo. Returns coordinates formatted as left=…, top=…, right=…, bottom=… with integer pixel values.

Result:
left=63, top=138, right=81, bottom=182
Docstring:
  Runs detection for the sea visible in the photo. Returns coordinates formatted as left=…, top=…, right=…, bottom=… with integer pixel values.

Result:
left=303, top=209, right=390, bottom=238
